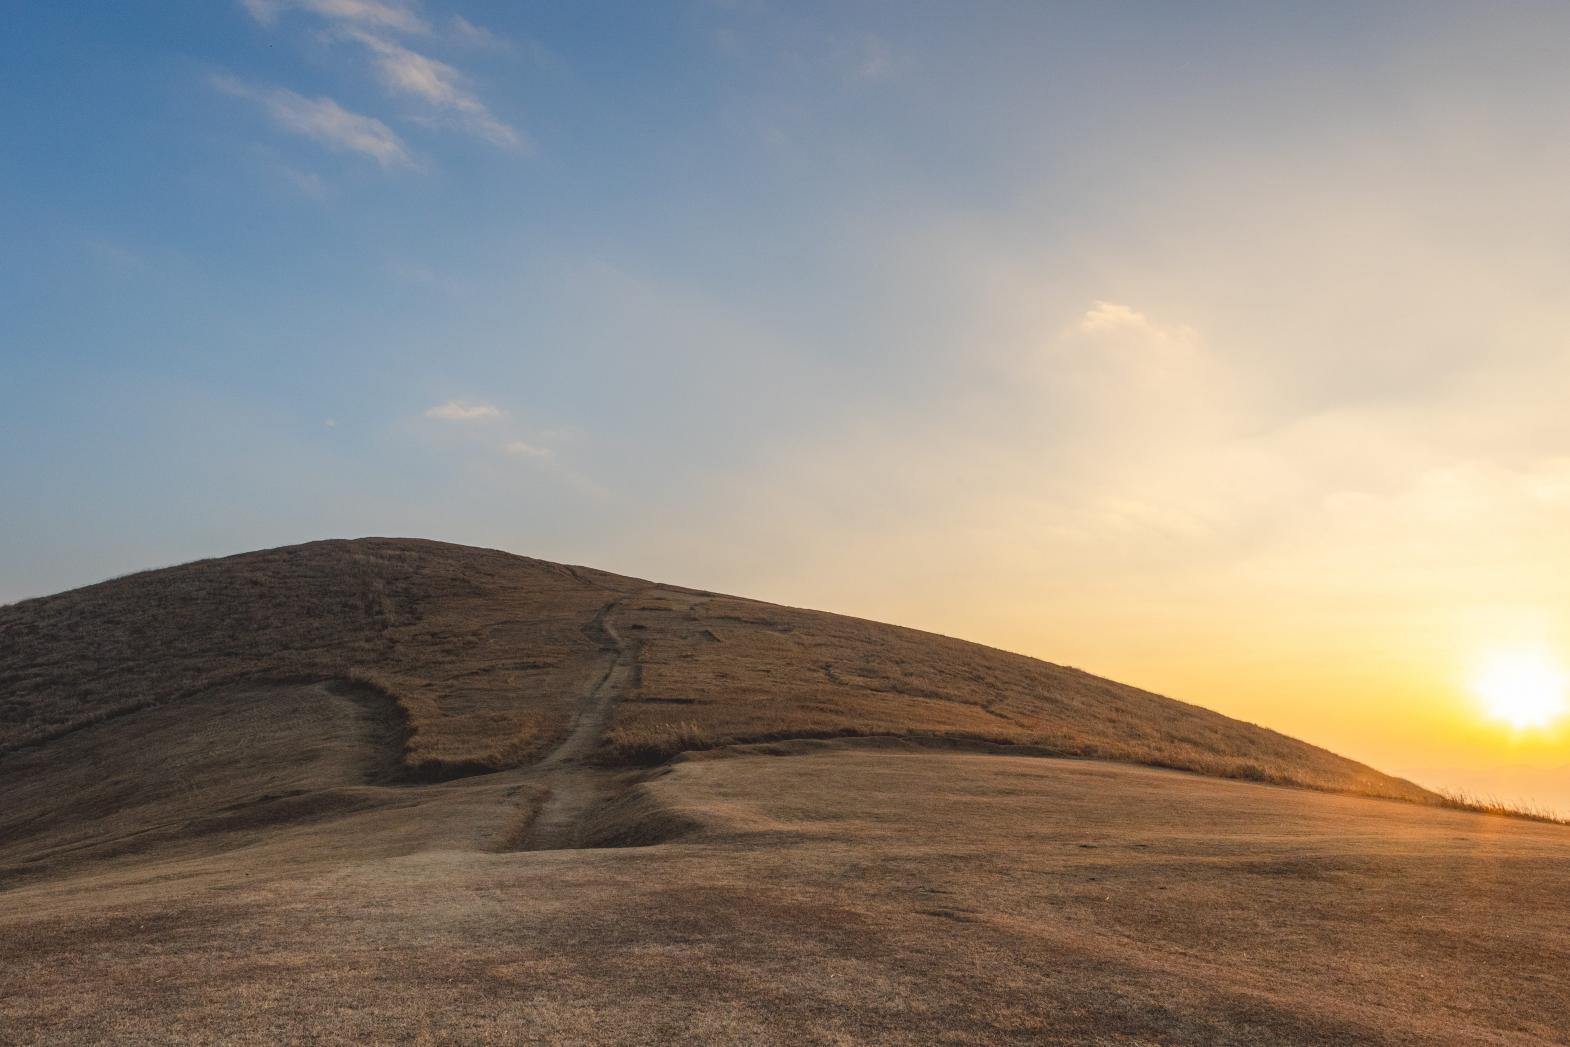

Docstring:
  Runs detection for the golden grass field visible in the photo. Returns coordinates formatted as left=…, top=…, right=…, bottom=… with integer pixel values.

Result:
left=5, top=739, right=1570, bottom=1045
left=0, top=538, right=1433, bottom=799
left=3, top=538, right=1566, bottom=1044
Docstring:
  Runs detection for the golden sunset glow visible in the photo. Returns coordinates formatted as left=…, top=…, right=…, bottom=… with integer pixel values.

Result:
left=1472, top=649, right=1569, bottom=731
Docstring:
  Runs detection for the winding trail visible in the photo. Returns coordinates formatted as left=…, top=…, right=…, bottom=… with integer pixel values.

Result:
left=514, top=592, right=641, bottom=850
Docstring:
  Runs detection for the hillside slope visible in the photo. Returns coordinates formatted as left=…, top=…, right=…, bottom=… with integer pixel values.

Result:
left=0, top=537, right=1427, bottom=802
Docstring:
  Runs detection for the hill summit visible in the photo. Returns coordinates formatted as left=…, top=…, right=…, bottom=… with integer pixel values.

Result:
left=1, top=537, right=1427, bottom=802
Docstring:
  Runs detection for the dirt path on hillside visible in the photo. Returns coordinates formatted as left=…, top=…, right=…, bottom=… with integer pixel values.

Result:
left=514, top=593, right=642, bottom=850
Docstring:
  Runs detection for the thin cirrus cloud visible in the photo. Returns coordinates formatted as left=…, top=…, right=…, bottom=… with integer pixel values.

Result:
left=423, top=404, right=552, bottom=462
left=240, top=0, right=429, bottom=34
left=237, top=0, right=524, bottom=153
left=342, top=29, right=525, bottom=151
left=849, top=36, right=897, bottom=82
left=504, top=440, right=550, bottom=458
left=211, top=75, right=412, bottom=166
left=448, top=15, right=508, bottom=50
left=424, top=400, right=502, bottom=421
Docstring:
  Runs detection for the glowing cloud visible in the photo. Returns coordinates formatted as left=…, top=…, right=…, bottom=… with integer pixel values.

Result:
left=1077, top=300, right=1197, bottom=345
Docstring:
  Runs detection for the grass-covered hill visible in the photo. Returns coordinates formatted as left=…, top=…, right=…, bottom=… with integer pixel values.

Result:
left=0, top=538, right=1429, bottom=802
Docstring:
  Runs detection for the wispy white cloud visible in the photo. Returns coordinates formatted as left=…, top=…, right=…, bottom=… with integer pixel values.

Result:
left=83, top=238, right=149, bottom=273
left=241, top=0, right=428, bottom=34
left=1078, top=300, right=1196, bottom=344
left=276, top=163, right=329, bottom=198
left=342, top=30, right=525, bottom=151
left=251, top=147, right=332, bottom=199
left=425, top=400, right=502, bottom=421
left=421, top=406, right=558, bottom=473
left=236, top=0, right=525, bottom=153
left=212, top=75, right=412, bottom=166
left=387, top=259, right=472, bottom=296
left=448, top=14, right=507, bottom=50
left=504, top=439, right=550, bottom=458
left=849, top=35, right=897, bottom=82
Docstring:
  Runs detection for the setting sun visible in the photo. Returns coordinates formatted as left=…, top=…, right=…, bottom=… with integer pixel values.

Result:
left=1472, top=650, right=1569, bottom=730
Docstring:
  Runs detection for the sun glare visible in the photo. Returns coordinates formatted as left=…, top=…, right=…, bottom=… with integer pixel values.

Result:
left=1472, top=649, right=1569, bottom=730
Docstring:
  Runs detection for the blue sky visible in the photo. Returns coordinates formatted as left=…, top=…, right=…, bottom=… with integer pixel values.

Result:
left=7, top=2, right=1570, bottom=791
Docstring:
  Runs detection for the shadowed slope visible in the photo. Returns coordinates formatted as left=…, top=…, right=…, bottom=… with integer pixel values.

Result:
left=0, top=537, right=1429, bottom=802
left=0, top=681, right=411, bottom=887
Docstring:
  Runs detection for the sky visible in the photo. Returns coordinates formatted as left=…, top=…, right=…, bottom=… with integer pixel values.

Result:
left=5, top=1, right=1570, bottom=808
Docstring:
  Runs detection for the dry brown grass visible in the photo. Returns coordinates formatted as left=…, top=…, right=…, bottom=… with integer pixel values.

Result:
left=602, top=720, right=712, bottom=765
left=0, top=539, right=628, bottom=773
left=1433, top=787, right=1569, bottom=824
left=604, top=589, right=1435, bottom=802
left=2, top=537, right=1431, bottom=803
left=6, top=539, right=1569, bottom=1043
left=5, top=749, right=1570, bottom=1045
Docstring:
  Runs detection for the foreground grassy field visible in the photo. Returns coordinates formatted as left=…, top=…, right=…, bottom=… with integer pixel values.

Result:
left=4, top=745, right=1568, bottom=1045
